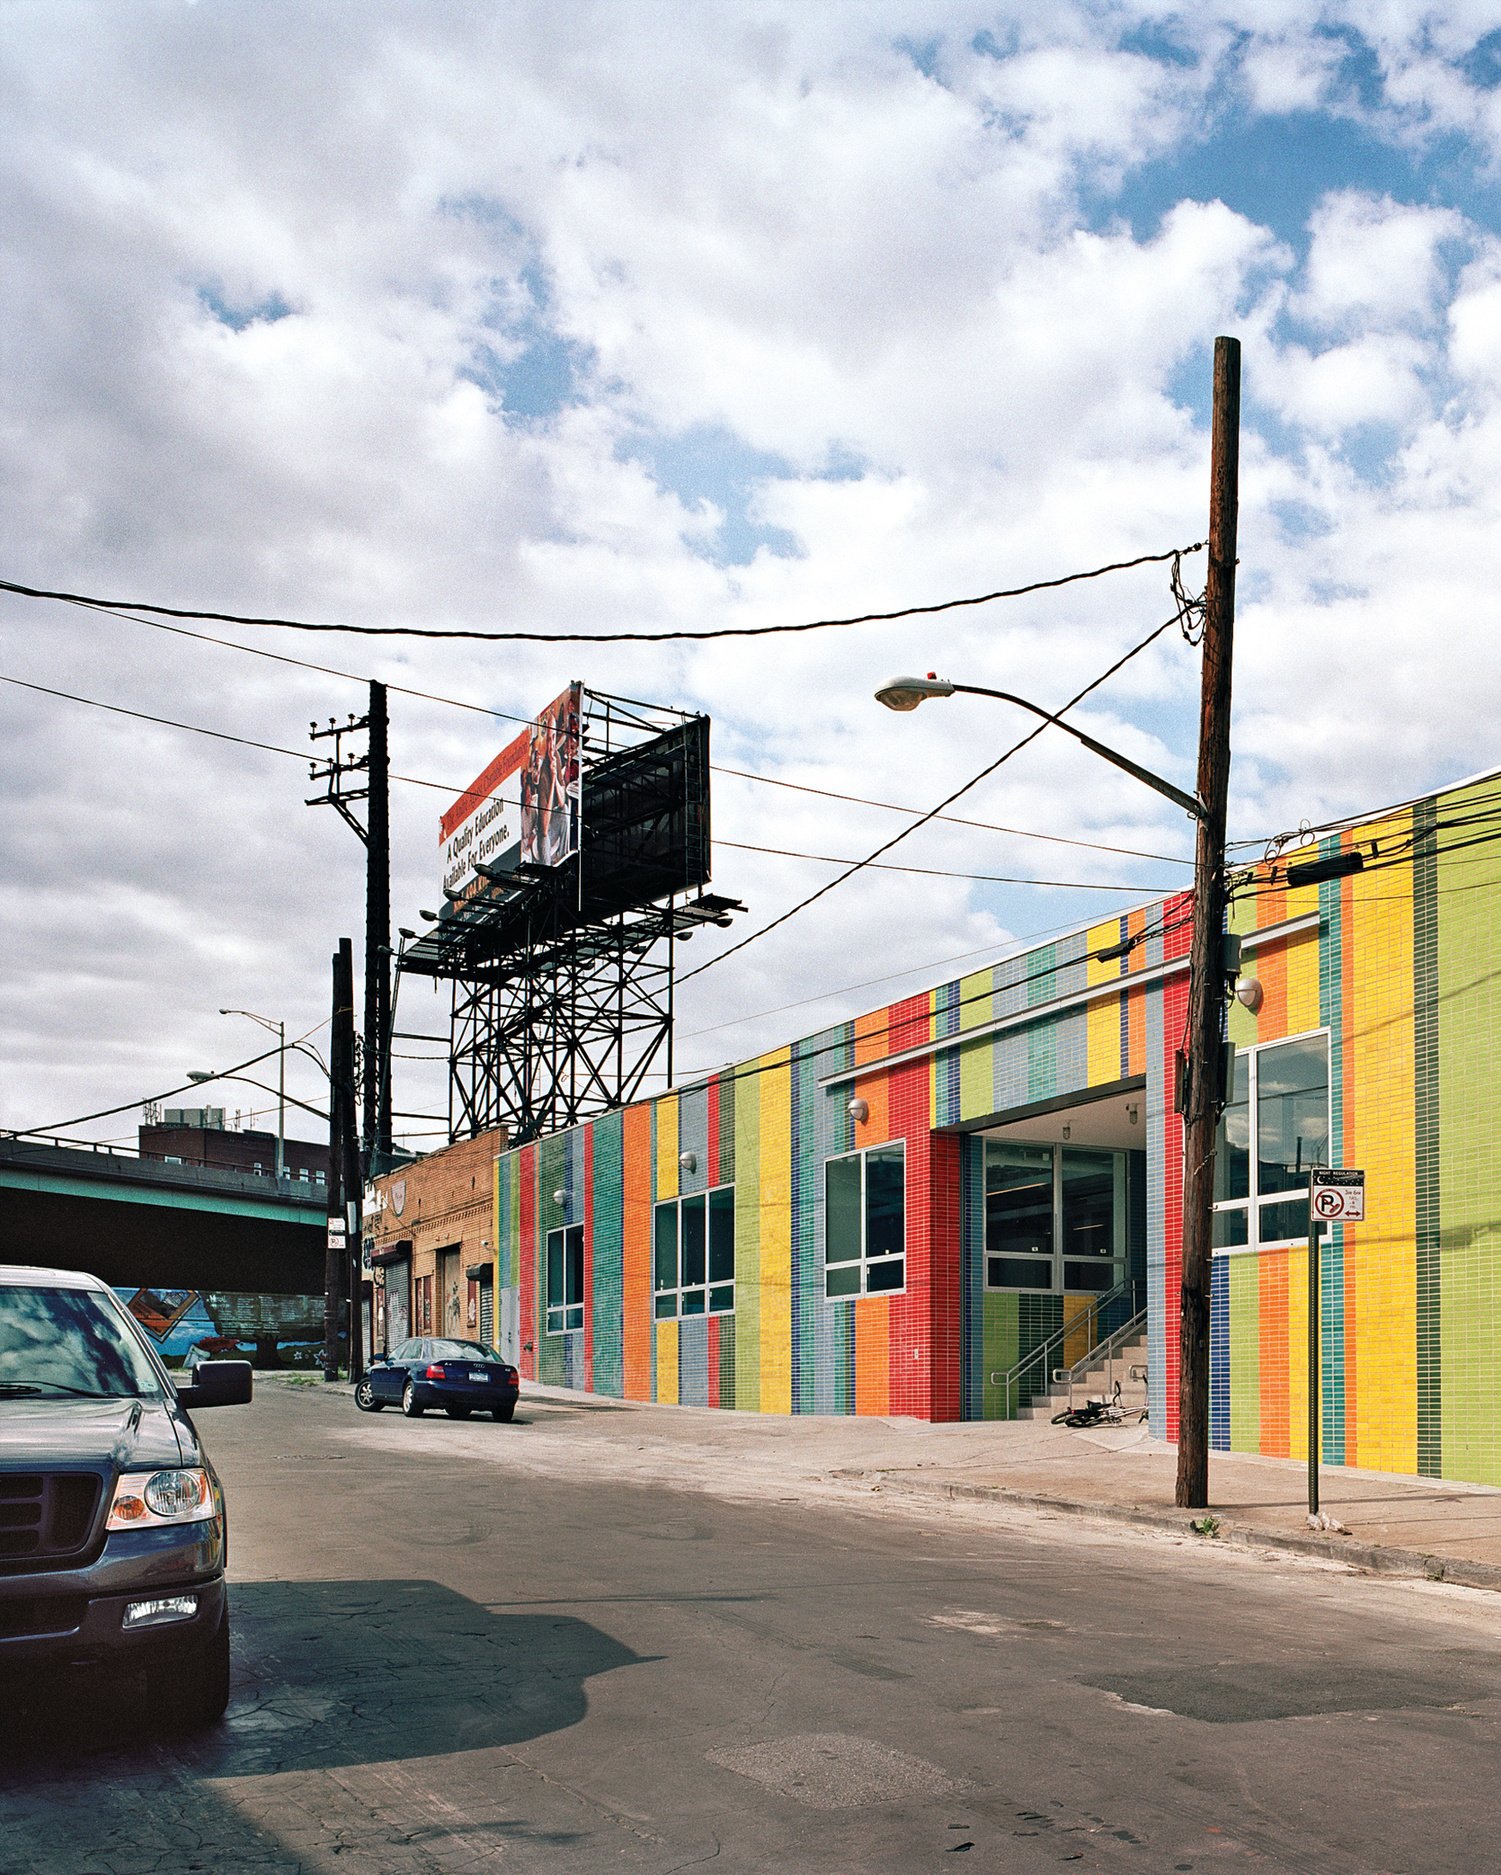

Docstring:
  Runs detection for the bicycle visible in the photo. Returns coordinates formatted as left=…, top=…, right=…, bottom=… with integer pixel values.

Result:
left=1051, top=1380, right=1147, bottom=1429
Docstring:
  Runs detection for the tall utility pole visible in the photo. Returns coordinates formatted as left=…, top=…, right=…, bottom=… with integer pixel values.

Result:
left=308, top=680, right=391, bottom=1173
left=1176, top=335, right=1241, bottom=1510
left=324, top=940, right=353, bottom=1381
left=365, top=683, right=392, bottom=1167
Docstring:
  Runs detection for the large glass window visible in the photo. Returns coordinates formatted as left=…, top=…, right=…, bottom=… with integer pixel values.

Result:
left=653, top=1186, right=735, bottom=1319
left=545, top=1224, right=584, bottom=1334
left=824, top=1143, right=906, bottom=1298
left=1213, top=1033, right=1330, bottom=1252
left=984, top=1142, right=1129, bottom=1293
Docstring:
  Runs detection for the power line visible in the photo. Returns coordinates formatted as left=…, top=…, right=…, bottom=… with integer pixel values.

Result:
left=7, top=1042, right=290, bottom=1139
left=676, top=902, right=1190, bottom=1044
left=13, top=587, right=1195, bottom=869
left=677, top=602, right=1196, bottom=986
left=0, top=543, right=1204, bottom=643
left=718, top=836, right=1172, bottom=892
left=714, top=766, right=1192, bottom=867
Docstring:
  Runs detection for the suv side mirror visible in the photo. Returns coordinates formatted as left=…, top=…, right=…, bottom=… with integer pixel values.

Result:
left=176, top=1360, right=253, bottom=1409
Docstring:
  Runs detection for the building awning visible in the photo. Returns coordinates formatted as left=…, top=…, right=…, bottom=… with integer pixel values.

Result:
left=465, top=1261, right=494, bottom=1282
left=370, top=1239, right=413, bottom=1267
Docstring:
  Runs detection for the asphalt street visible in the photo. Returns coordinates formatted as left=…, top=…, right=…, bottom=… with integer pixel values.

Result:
left=2, top=1379, right=1499, bottom=1874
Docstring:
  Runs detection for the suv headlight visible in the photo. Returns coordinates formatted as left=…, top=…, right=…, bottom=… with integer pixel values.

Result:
left=106, top=1469, right=216, bottom=1530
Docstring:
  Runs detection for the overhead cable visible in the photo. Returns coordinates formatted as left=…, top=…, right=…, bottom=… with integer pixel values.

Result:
left=0, top=543, right=1204, bottom=642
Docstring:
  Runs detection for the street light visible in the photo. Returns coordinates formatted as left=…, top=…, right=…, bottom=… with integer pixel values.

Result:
left=219, top=1009, right=285, bottom=1180
left=187, top=1070, right=330, bottom=1126
left=875, top=676, right=1205, bottom=822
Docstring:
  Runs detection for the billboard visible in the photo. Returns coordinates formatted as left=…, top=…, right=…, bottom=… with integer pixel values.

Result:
left=579, top=716, right=711, bottom=920
left=440, top=684, right=581, bottom=897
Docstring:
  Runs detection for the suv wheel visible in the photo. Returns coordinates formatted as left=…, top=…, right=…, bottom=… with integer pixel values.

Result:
left=401, top=1379, right=424, bottom=1417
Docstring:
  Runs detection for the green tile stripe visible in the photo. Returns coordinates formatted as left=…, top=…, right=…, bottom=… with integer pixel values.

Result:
left=1227, top=1253, right=1259, bottom=1451
left=1413, top=795, right=1441, bottom=1477
left=591, top=1109, right=625, bottom=1398
left=1435, top=783, right=1501, bottom=1483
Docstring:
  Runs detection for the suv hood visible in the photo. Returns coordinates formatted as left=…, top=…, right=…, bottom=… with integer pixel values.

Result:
left=0, top=1397, right=190, bottom=1471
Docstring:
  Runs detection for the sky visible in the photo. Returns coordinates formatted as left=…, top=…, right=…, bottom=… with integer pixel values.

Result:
left=5, top=1, right=1501, bottom=1151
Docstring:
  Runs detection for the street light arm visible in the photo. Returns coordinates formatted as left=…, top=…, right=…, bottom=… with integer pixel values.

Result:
left=945, top=682, right=1207, bottom=823
left=188, top=1070, right=329, bottom=1123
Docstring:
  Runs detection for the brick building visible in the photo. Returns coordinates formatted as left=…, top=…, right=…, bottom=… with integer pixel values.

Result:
left=139, top=1111, right=329, bottom=1186
left=367, top=1129, right=508, bottom=1356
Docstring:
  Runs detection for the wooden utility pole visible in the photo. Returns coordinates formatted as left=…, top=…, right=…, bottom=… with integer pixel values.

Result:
left=363, top=682, right=392, bottom=1168
left=1176, top=335, right=1240, bottom=1510
left=324, top=939, right=357, bottom=1382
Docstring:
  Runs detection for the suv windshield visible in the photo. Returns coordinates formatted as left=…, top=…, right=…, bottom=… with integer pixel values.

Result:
left=0, top=1285, right=165, bottom=1399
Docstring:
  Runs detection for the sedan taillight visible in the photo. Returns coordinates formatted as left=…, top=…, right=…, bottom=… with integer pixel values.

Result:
left=425, top=1363, right=447, bottom=1379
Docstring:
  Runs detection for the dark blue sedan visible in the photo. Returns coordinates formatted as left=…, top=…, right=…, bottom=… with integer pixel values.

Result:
left=355, top=1338, right=520, bottom=1422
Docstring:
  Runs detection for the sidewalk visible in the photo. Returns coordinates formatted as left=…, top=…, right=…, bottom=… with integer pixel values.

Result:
left=859, top=1419, right=1501, bottom=1592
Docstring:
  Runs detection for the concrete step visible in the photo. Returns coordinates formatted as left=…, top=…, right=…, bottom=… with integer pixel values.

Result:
left=1015, top=1338, right=1149, bottom=1420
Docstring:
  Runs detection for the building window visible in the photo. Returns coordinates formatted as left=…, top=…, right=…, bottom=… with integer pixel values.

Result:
left=983, top=1142, right=1129, bottom=1293
left=824, top=1143, right=905, bottom=1298
left=653, top=1186, right=735, bottom=1319
left=1213, top=1032, right=1331, bottom=1253
left=546, top=1224, right=584, bottom=1334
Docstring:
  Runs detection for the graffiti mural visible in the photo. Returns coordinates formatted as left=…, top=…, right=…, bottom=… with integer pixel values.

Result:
left=118, top=1287, right=328, bottom=1367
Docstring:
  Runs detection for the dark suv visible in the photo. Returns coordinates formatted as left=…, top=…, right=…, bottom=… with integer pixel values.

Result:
left=0, top=1265, right=252, bottom=1728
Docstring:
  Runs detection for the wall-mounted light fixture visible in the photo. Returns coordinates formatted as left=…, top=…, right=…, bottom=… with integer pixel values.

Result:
left=678, top=1151, right=697, bottom=1174
left=1126, top=1102, right=1139, bottom=1127
left=847, top=1098, right=869, bottom=1123
left=1062, top=1122, right=1072, bottom=1140
left=1235, top=976, right=1264, bottom=1014
left=552, top=1188, right=568, bottom=1207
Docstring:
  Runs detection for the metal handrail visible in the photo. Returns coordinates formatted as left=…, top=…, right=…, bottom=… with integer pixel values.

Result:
left=1063, top=1305, right=1147, bottom=1412
left=988, top=1276, right=1139, bottom=1417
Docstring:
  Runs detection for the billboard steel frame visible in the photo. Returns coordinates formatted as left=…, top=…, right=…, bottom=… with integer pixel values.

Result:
left=402, top=689, right=741, bottom=1146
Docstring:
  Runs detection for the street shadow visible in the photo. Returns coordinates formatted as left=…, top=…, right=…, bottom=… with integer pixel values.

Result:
left=0, top=1577, right=646, bottom=1780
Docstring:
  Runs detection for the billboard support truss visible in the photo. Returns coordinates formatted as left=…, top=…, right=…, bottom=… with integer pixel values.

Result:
left=403, top=688, right=742, bottom=1145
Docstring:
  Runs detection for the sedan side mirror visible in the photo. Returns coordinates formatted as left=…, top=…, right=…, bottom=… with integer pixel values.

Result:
left=176, top=1359, right=253, bottom=1409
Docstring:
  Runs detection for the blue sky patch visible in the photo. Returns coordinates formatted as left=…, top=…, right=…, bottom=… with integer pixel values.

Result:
left=622, top=426, right=802, bottom=566
left=197, top=286, right=293, bottom=331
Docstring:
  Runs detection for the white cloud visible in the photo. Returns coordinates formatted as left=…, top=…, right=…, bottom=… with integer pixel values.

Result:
left=1294, top=191, right=1466, bottom=333
left=6, top=3, right=1501, bottom=1139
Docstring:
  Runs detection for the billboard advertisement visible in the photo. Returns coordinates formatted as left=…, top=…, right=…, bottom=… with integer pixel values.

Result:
left=440, top=684, right=581, bottom=898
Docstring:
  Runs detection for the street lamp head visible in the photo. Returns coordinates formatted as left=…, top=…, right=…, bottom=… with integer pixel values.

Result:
left=397, top=927, right=416, bottom=940
left=187, top=1071, right=214, bottom=1083
left=874, top=673, right=956, bottom=712
left=418, top=910, right=439, bottom=923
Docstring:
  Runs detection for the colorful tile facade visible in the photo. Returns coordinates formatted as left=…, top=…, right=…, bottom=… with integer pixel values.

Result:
left=490, top=769, right=1501, bottom=1487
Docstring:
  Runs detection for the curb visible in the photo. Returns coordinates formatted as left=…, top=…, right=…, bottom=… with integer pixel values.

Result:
left=871, top=1471, right=1501, bottom=1594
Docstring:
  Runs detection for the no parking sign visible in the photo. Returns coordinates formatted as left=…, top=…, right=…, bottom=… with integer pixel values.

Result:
left=1310, top=1167, right=1365, bottom=1223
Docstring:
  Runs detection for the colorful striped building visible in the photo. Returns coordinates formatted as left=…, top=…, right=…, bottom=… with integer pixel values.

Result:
left=488, top=765, right=1501, bottom=1487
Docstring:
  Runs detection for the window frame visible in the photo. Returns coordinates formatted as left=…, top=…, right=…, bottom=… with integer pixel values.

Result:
left=1212, top=1028, right=1332, bottom=1257
left=653, top=1183, right=736, bottom=1320
left=982, top=1141, right=1130, bottom=1295
left=823, top=1140, right=907, bottom=1300
left=545, top=1222, right=585, bottom=1335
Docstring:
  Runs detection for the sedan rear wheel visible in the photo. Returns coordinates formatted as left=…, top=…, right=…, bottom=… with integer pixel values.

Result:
left=354, top=1376, right=382, bottom=1413
left=401, top=1379, right=424, bottom=1417
left=493, top=1401, right=516, bottom=1423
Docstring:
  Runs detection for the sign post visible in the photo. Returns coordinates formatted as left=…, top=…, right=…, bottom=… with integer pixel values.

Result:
left=1307, top=1168, right=1365, bottom=1519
